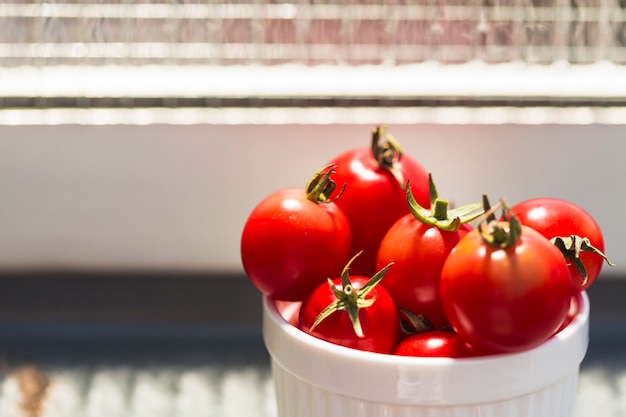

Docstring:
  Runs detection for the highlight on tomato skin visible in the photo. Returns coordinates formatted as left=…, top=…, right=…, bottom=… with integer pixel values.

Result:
left=393, top=330, right=483, bottom=358
left=555, top=292, right=583, bottom=335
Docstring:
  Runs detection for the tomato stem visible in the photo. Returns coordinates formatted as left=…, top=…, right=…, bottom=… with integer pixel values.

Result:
left=432, top=199, right=450, bottom=221
left=305, top=164, right=346, bottom=204
left=551, top=235, right=615, bottom=285
left=370, top=125, right=405, bottom=188
left=406, top=174, right=483, bottom=232
left=478, top=196, right=522, bottom=248
left=311, top=251, right=393, bottom=338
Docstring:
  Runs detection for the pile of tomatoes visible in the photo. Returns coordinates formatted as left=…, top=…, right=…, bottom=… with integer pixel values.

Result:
left=240, top=126, right=612, bottom=358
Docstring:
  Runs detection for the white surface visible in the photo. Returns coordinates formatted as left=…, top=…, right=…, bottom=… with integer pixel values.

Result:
left=2, top=63, right=626, bottom=99
left=0, top=360, right=618, bottom=417
left=0, top=118, right=626, bottom=273
left=0, top=122, right=624, bottom=273
left=0, top=365, right=277, bottom=417
left=1, top=106, right=626, bottom=126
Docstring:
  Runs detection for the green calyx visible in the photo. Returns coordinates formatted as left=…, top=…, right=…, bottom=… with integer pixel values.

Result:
left=551, top=235, right=615, bottom=285
left=310, top=251, right=394, bottom=338
left=305, top=164, right=346, bottom=204
left=478, top=195, right=522, bottom=249
left=406, top=174, right=484, bottom=232
left=371, top=125, right=405, bottom=188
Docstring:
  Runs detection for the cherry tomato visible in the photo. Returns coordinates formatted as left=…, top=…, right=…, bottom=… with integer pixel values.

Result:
left=393, top=330, right=479, bottom=358
left=440, top=214, right=572, bottom=354
left=327, top=126, right=430, bottom=276
left=378, top=218, right=471, bottom=330
left=511, top=198, right=610, bottom=291
left=241, top=165, right=351, bottom=301
left=376, top=176, right=482, bottom=329
left=298, top=257, right=399, bottom=354
left=555, top=292, right=583, bottom=334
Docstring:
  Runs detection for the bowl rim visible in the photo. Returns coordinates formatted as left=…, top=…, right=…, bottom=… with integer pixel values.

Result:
left=262, top=292, right=590, bottom=405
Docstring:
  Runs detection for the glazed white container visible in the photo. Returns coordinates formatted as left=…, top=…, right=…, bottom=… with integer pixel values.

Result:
left=262, top=292, right=590, bottom=417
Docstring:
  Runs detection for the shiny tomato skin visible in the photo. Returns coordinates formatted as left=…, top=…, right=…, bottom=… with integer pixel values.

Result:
left=511, top=198, right=605, bottom=291
left=556, top=291, right=583, bottom=334
left=393, top=330, right=479, bottom=358
left=298, top=276, right=399, bottom=354
left=376, top=214, right=472, bottom=329
left=328, top=147, right=430, bottom=277
left=440, top=225, right=572, bottom=354
left=240, top=188, right=351, bottom=301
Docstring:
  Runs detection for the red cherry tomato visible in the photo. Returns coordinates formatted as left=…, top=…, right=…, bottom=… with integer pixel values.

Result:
left=328, top=126, right=430, bottom=276
left=393, top=330, right=479, bottom=358
left=377, top=215, right=472, bottom=330
left=555, top=292, right=583, bottom=334
left=241, top=165, right=351, bottom=301
left=376, top=175, right=483, bottom=329
left=511, top=197, right=610, bottom=291
left=440, top=219, right=572, bottom=354
left=298, top=259, right=399, bottom=354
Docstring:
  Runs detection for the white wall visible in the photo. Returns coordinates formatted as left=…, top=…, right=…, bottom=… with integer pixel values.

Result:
left=0, top=122, right=623, bottom=276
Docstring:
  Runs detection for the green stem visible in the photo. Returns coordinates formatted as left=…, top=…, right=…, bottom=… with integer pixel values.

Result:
left=551, top=235, right=615, bottom=285
left=477, top=196, right=522, bottom=249
left=370, top=125, right=405, bottom=188
left=432, top=198, right=450, bottom=221
left=406, top=174, right=483, bottom=232
left=305, top=164, right=345, bottom=204
left=310, top=251, right=393, bottom=338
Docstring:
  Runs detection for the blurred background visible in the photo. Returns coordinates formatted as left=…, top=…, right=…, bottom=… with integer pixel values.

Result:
left=0, top=1, right=626, bottom=416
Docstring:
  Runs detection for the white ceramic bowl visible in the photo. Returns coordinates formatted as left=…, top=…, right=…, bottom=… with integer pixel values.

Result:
left=263, top=292, right=589, bottom=417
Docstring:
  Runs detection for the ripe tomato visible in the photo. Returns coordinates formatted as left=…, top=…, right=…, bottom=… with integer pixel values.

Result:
left=327, top=126, right=430, bottom=276
left=511, top=198, right=611, bottom=291
left=393, top=330, right=479, bottom=358
left=440, top=209, right=572, bottom=353
left=298, top=256, right=399, bottom=353
left=555, top=292, right=583, bottom=334
left=376, top=175, right=483, bottom=329
left=240, top=165, right=351, bottom=301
